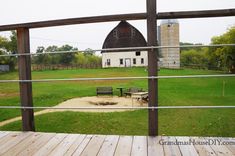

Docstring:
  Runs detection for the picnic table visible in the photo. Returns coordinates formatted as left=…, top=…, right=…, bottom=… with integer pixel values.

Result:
left=131, top=92, right=148, bottom=106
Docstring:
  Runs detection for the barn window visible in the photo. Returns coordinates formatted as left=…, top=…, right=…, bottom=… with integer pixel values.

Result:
left=107, top=59, right=111, bottom=66
left=133, top=58, right=136, bottom=64
left=120, top=59, right=123, bottom=65
left=136, top=51, right=141, bottom=56
left=141, top=58, right=144, bottom=64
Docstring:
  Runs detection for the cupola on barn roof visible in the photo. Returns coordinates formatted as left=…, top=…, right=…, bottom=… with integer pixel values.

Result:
left=102, top=21, right=147, bottom=52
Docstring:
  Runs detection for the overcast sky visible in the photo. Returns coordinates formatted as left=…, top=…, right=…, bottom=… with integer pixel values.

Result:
left=0, top=0, right=235, bottom=52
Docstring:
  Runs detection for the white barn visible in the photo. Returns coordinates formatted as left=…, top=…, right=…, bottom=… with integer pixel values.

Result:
left=101, top=20, right=180, bottom=68
left=101, top=21, right=148, bottom=68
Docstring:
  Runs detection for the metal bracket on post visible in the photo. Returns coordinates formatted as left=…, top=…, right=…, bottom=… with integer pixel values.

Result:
left=150, top=76, right=155, bottom=81
left=151, top=106, right=155, bottom=112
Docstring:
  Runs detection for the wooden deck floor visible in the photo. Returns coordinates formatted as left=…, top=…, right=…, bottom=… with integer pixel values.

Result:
left=0, top=131, right=234, bottom=156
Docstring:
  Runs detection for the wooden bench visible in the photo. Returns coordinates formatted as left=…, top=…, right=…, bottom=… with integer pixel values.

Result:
left=124, top=87, right=143, bottom=97
left=96, top=87, right=113, bottom=96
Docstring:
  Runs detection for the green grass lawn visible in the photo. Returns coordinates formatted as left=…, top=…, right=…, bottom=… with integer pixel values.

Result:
left=0, top=68, right=234, bottom=137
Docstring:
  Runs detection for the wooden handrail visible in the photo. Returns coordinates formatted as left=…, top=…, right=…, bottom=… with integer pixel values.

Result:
left=157, top=8, right=235, bottom=19
left=0, top=13, right=146, bottom=31
left=0, top=9, right=234, bottom=31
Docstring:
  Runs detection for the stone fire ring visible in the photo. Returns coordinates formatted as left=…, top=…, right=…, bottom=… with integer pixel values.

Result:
left=54, top=96, right=147, bottom=112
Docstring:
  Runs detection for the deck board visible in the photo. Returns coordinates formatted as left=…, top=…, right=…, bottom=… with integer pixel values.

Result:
left=18, top=133, right=56, bottom=156
left=148, top=136, right=164, bottom=156
left=33, top=133, right=67, bottom=156
left=0, top=131, right=234, bottom=156
left=0, top=132, right=33, bottom=155
left=131, top=136, right=147, bottom=156
left=0, top=132, right=20, bottom=145
left=2, top=132, right=43, bottom=156
left=0, top=132, right=9, bottom=139
left=192, top=137, right=216, bottom=156
left=64, top=134, right=86, bottom=156
left=98, top=135, right=119, bottom=156
left=208, top=137, right=234, bottom=156
left=80, top=135, right=106, bottom=156
left=48, top=134, right=80, bottom=156
left=114, top=136, right=133, bottom=156
left=162, top=136, right=182, bottom=156
left=223, top=137, right=235, bottom=154
left=72, top=135, right=93, bottom=156
left=177, top=136, right=199, bottom=156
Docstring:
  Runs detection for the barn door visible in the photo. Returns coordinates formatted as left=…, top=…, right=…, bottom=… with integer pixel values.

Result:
left=125, top=58, right=131, bottom=67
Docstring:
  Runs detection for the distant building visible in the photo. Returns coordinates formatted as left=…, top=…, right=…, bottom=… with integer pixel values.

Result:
left=101, top=20, right=180, bottom=68
left=158, top=19, right=180, bottom=68
left=101, top=21, right=147, bottom=68
left=0, top=65, right=10, bottom=72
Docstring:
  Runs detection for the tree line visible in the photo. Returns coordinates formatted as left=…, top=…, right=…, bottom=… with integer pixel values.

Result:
left=0, top=31, right=101, bottom=70
left=32, top=45, right=101, bottom=69
left=180, top=26, right=235, bottom=73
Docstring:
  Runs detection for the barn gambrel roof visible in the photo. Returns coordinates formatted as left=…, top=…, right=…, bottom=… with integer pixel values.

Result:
left=102, top=21, right=147, bottom=53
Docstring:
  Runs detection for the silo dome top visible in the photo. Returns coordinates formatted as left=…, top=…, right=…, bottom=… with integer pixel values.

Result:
left=160, top=19, right=179, bottom=25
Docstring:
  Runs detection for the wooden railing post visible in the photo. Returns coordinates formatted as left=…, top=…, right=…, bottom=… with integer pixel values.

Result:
left=17, top=28, right=35, bottom=131
left=147, top=0, right=158, bottom=136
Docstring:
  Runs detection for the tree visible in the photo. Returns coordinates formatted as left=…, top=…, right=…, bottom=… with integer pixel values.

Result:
left=180, top=42, right=204, bottom=52
left=57, top=44, right=77, bottom=65
left=32, top=46, right=45, bottom=64
left=0, top=36, right=9, bottom=50
left=33, top=44, right=78, bottom=65
left=36, top=46, right=45, bottom=53
left=84, top=48, right=95, bottom=56
left=45, top=45, right=58, bottom=52
left=180, top=48, right=209, bottom=69
left=226, top=55, right=235, bottom=73
left=180, top=42, right=209, bottom=69
left=72, top=52, right=87, bottom=65
left=0, top=31, right=17, bottom=70
left=32, top=44, right=102, bottom=68
left=209, top=26, right=235, bottom=73
left=8, top=31, right=17, bottom=53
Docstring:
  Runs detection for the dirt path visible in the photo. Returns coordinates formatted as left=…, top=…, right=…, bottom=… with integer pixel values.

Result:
left=0, top=96, right=146, bottom=127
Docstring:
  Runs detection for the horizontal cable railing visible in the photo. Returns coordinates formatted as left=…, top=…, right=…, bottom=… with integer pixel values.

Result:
left=0, top=44, right=235, bottom=57
left=0, top=106, right=234, bottom=110
left=0, top=75, right=234, bottom=83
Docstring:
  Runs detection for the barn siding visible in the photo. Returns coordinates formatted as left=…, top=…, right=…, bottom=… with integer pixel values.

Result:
left=102, top=51, right=148, bottom=68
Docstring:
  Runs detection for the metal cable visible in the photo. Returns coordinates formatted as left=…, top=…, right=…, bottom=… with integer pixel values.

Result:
left=0, top=74, right=234, bottom=83
left=0, top=106, right=234, bottom=110
left=0, top=44, right=235, bottom=57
